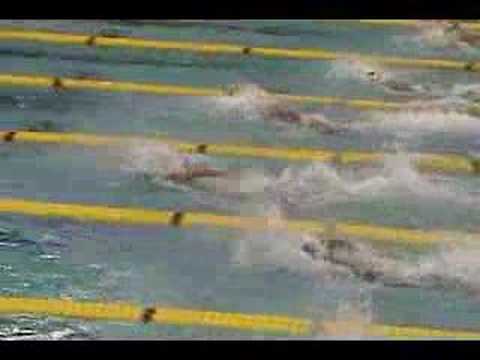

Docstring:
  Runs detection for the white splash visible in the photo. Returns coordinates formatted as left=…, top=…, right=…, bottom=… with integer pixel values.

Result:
left=405, top=243, right=480, bottom=295
left=120, top=140, right=208, bottom=190
left=121, top=141, right=185, bottom=178
left=326, top=57, right=389, bottom=83
left=355, top=107, right=480, bottom=138
left=451, top=83, right=480, bottom=100
left=267, top=152, right=475, bottom=210
left=206, top=83, right=275, bottom=122
left=319, top=297, right=374, bottom=339
left=393, top=21, right=471, bottom=51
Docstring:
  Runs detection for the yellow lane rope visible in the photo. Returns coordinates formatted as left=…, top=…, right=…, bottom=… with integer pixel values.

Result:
left=0, top=28, right=478, bottom=72
left=0, top=73, right=223, bottom=97
left=0, top=73, right=401, bottom=111
left=4, top=71, right=480, bottom=114
left=1, top=131, right=478, bottom=176
left=0, top=198, right=476, bottom=247
left=0, top=296, right=479, bottom=338
left=2, top=72, right=479, bottom=114
left=0, top=296, right=310, bottom=335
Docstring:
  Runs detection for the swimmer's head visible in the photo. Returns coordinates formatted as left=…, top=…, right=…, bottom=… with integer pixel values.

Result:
left=366, top=70, right=381, bottom=83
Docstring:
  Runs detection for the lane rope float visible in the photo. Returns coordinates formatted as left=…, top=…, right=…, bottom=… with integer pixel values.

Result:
left=2, top=72, right=479, bottom=114
left=0, top=28, right=479, bottom=72
left=0, top=72, right=401, bottom=111
left=0, top=197, right=476, bottom=246
left=0, top=295, right=479, bottom=338
left=0, top=130, right=477, bottom=176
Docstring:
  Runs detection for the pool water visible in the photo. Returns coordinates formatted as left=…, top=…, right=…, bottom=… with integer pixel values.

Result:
left=0, top=20, right=480, bottom=339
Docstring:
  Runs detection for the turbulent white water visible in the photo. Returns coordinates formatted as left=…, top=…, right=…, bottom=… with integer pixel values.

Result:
left=119, top=140, right=212, bottom=191
left=120, top=137, right=478, bottom=214
left=392, top=21, right=477, bottom=53
left=232, top=213, right=480, bottom=302
left=121, top=141, right=186, bottom=179
left=206, top=83, right=274, bottom=123
left=325, top=57, right=389, bottom=83
left=355, top=108, right=480, bottom=139
left=267, top=152, right=476, bottom=210
left=395, top=27, right=458, bottom=50
left=226, top=148, right=480, bottom=301
left=451, top=83, right=480, bottom=100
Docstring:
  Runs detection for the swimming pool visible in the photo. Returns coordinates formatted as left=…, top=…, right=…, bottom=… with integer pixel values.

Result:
left=0, top=20, right=480, bottom=339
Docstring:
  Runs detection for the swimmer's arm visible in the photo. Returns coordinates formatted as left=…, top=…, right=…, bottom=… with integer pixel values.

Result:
left=457, top=29, right=480, bottom=46
left=300, top=115, right=347, bottom=134
left=263, top=106, right=302, bottom=124
left=384, top=80, right=414, bottom=91
left=165, top=167, right=228, bottom=182
left=189, top=168, right=229, bottom=179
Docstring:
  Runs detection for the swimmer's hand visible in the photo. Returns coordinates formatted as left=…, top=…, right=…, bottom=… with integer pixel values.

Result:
left=166, top=164, right=228, bottom=183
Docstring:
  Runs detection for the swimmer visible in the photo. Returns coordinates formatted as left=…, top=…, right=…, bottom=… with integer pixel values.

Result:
left=446, top=22, right=480, bottom=47
left=259, top=103, right=346, bottom=134
left=225, top=84, right=347, bottom=134
left=160, top=152, right=230, bottom=183
left=165, top=162, right=229, bottom=183
left=418, top=21, right=480, bottom=49
left=125, top=143, right=234, bottom=186
left=300, top=233, right=414, bottom=287
left=299, top=233, right=479, bottom=295
left=340, top=57, right=429, bottom=96
left=365, top=69, right=428, bottom=95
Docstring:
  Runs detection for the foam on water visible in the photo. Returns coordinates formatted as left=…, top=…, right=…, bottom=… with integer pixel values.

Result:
left=405, top=243, right=480, bottom=297
left=451, top=83, right=480, bottom=100
left=318, top=296, right=375, bottom=339
left=0, top=315, right=95, bottom=340
left=134, top=144, right=479, bottom=214
left=325, top=57, right=441, bottom=99
left=206, top=83, right=272, bottom=123
left=119, top=140, right=209, bottom=191
left=392, top=21, right=475, bottom=53
left=121, top=141, right=185, bottom=178
left=266, top=152, right=476, bottom=211
left=232, top=205, right=480, bottom=309
left=355, top=106, right=480, bottom=139
left=325, top=57, right=386, bottom=83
